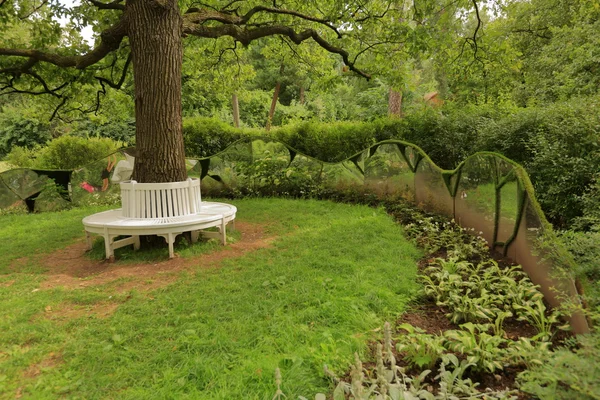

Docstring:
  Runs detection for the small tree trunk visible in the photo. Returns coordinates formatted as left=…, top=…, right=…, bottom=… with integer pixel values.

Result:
left=128, top=0, right=187, bottom=183
left=299, top=86, right=305, bottom=105
left=232, top=92, right=240, bottom=128
left=388, top=88, right=403, bottom=118
left=266, top=64, right=285, bottom=131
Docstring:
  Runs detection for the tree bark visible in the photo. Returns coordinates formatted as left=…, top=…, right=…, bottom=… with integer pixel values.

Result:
left=388, top=87, right=402, bottom=118
left=266, top=63, right=285, bottom=131
left=232, top=92, right=240, bottom=128
left=128, top=0, right=187, bottom=183
left=299, top=86, right=305, bottom=104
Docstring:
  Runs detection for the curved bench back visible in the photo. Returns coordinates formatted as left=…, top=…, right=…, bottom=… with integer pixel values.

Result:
left=120, top=178, right=202, bottom=218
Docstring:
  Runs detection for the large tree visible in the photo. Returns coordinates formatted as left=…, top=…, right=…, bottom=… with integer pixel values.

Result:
left=0, top=0, right=383, bottom=183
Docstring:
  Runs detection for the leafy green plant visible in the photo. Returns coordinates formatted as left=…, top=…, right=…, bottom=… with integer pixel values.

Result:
left=444, top=323, right=507, bottom=373
left=513, top=299, right=563, bottom=341
left=0, top=107, right=52, bottom=157
left=504, top=337, right=551, bottom=368
left=492, top=311, right=513, bottom=337
left=559, top=229, right=600, bottom=283
left=233, top=154, right=321, bottom=198
left=439, top=288, right=501, bottom=324
left=517, top=332, right=600, bottom=400
left=396, top=323, right=447, bottom=370
left=312, top=343, right=517, bottom=400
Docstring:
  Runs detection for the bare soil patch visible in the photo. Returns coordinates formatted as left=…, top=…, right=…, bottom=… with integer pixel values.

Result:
left=397, top=303, right=457, bottom=334
left=38, top=302, right=121, bottom=322
left=22, top=352, right=63, bottom=380
left=15, top=221, right=274, bottom=292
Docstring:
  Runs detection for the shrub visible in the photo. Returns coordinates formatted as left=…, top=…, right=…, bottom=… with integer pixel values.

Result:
left=559, top=230, right=600, bottom=282
left=183, top=116, right=250, bottom=158
left=272, top=120, right=377, bottom=162
left=477, top=100, right=600, bottom=228
left=12, top=136, right=121, bottom=169
left=0, top=107, right=52, bottom=156
left=517, top=332, right=600, bottom=400
left=3, top=146, right=38, bottom=168
left=574, top=174, right=600, bottom=231
left=71, top=118, right=136, bottom=144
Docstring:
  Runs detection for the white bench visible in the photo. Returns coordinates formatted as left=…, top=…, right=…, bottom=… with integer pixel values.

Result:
left=82, top=178, right=236, bottom=260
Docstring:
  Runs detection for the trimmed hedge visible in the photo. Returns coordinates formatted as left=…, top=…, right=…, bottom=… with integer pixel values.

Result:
left=182, top=99, right=600, bottom=228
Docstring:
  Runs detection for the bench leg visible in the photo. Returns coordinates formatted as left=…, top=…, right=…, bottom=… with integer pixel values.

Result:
left=103, top=236, right=115, bottom=261
left=190, top=231, right=200, bottom=243
left=85, top=231, right=93, bottom=251
left=167, top=233, right=175, bottom=258
left=220, top=219, right=226, bottom=245
left=158, top=233, right=177, bottom=258
left=133, top=235, right=140, bottom=251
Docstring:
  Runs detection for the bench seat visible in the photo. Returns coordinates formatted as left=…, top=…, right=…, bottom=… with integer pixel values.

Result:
left=83, top=201, right=237, bottom=260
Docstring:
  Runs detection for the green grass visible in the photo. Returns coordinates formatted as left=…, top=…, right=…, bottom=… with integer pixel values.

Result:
left=0, top=198, right=421, bottom=399
left=0, top=205, right=114, bottom=272
left=0, top=161, right=12, bottom=173
left=464, top=182, right=519, bottom=219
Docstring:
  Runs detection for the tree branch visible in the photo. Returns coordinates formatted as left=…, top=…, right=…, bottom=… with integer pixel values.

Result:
left=354, top=1, right=393, bottom=24
left=50, top=97, right=69, bottom=121
left=184, top=6, right=341, bottom=38
left=18, top=0, right=49, bottom=20
left=87, top=0, right=125, bottom=11
left=470, top=0, right=482, bottom=60
left=95, top=52, right=131, bottom=89
left=240, top=6, right=341, bottom=38
left=183, top=23, right=370, bottom=79
left=0, top=58, right=71, bottom=98
left=0, top=16, right=127, bottom=69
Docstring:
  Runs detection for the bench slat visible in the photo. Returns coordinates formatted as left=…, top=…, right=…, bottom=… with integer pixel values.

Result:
left=120, top=178, right=202, bottom=219
left=161, top=189, right=168, bottom=218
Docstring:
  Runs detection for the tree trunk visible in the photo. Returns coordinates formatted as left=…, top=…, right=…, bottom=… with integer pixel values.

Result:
left=299, top=86, right=305, bottom=105
left=232, top=92, right=240, bottom=128
left=128, top=0, right=187, bottom=183
left=388, top=87, right=403, bottom=118
left=266, top=63, right=285, bottom=131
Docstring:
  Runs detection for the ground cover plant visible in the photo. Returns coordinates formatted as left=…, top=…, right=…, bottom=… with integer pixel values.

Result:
left=0, top=198, right=423, bottom=399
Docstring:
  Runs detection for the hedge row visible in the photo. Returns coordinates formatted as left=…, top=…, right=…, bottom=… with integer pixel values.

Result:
left=183, top=99, right=600, bottom=228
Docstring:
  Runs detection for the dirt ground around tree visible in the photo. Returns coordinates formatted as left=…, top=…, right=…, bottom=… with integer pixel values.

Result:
left=10, top=222, right=275, bottom=322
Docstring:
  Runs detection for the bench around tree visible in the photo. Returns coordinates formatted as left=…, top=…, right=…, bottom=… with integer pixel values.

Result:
left=82, top=178, right=236, bottom=260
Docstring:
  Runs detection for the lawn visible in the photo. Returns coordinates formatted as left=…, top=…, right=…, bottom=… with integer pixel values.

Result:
left=0, top=161, right=12, bottom=173
left=0, top=198, right=421, bottom=399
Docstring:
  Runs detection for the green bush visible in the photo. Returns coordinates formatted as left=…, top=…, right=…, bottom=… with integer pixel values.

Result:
left=3, top=146, right=38, bottom=168
left=559, top=230, right=600, bottom=281
left=35, top=136, right=120, bottom=169
left=477, top=100, right=600, bottom=227
left=517, top=332, right=600, bottom=400
left=574, top=175, right=600, bottom=231
left=71, top=118, right=136, bottom=144
left=6, top=136, right=121, bottom=169
left=183, top=116, right=253, bottom=158
left=272, top=120, right=377, bottom=162
left=0, top=108, right=52, bottom=156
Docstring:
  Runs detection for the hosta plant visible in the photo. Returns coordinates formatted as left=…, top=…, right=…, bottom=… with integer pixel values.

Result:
left=444, top=323, right=507, bottom=373
left=396, top=323, right=447, bottom=370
